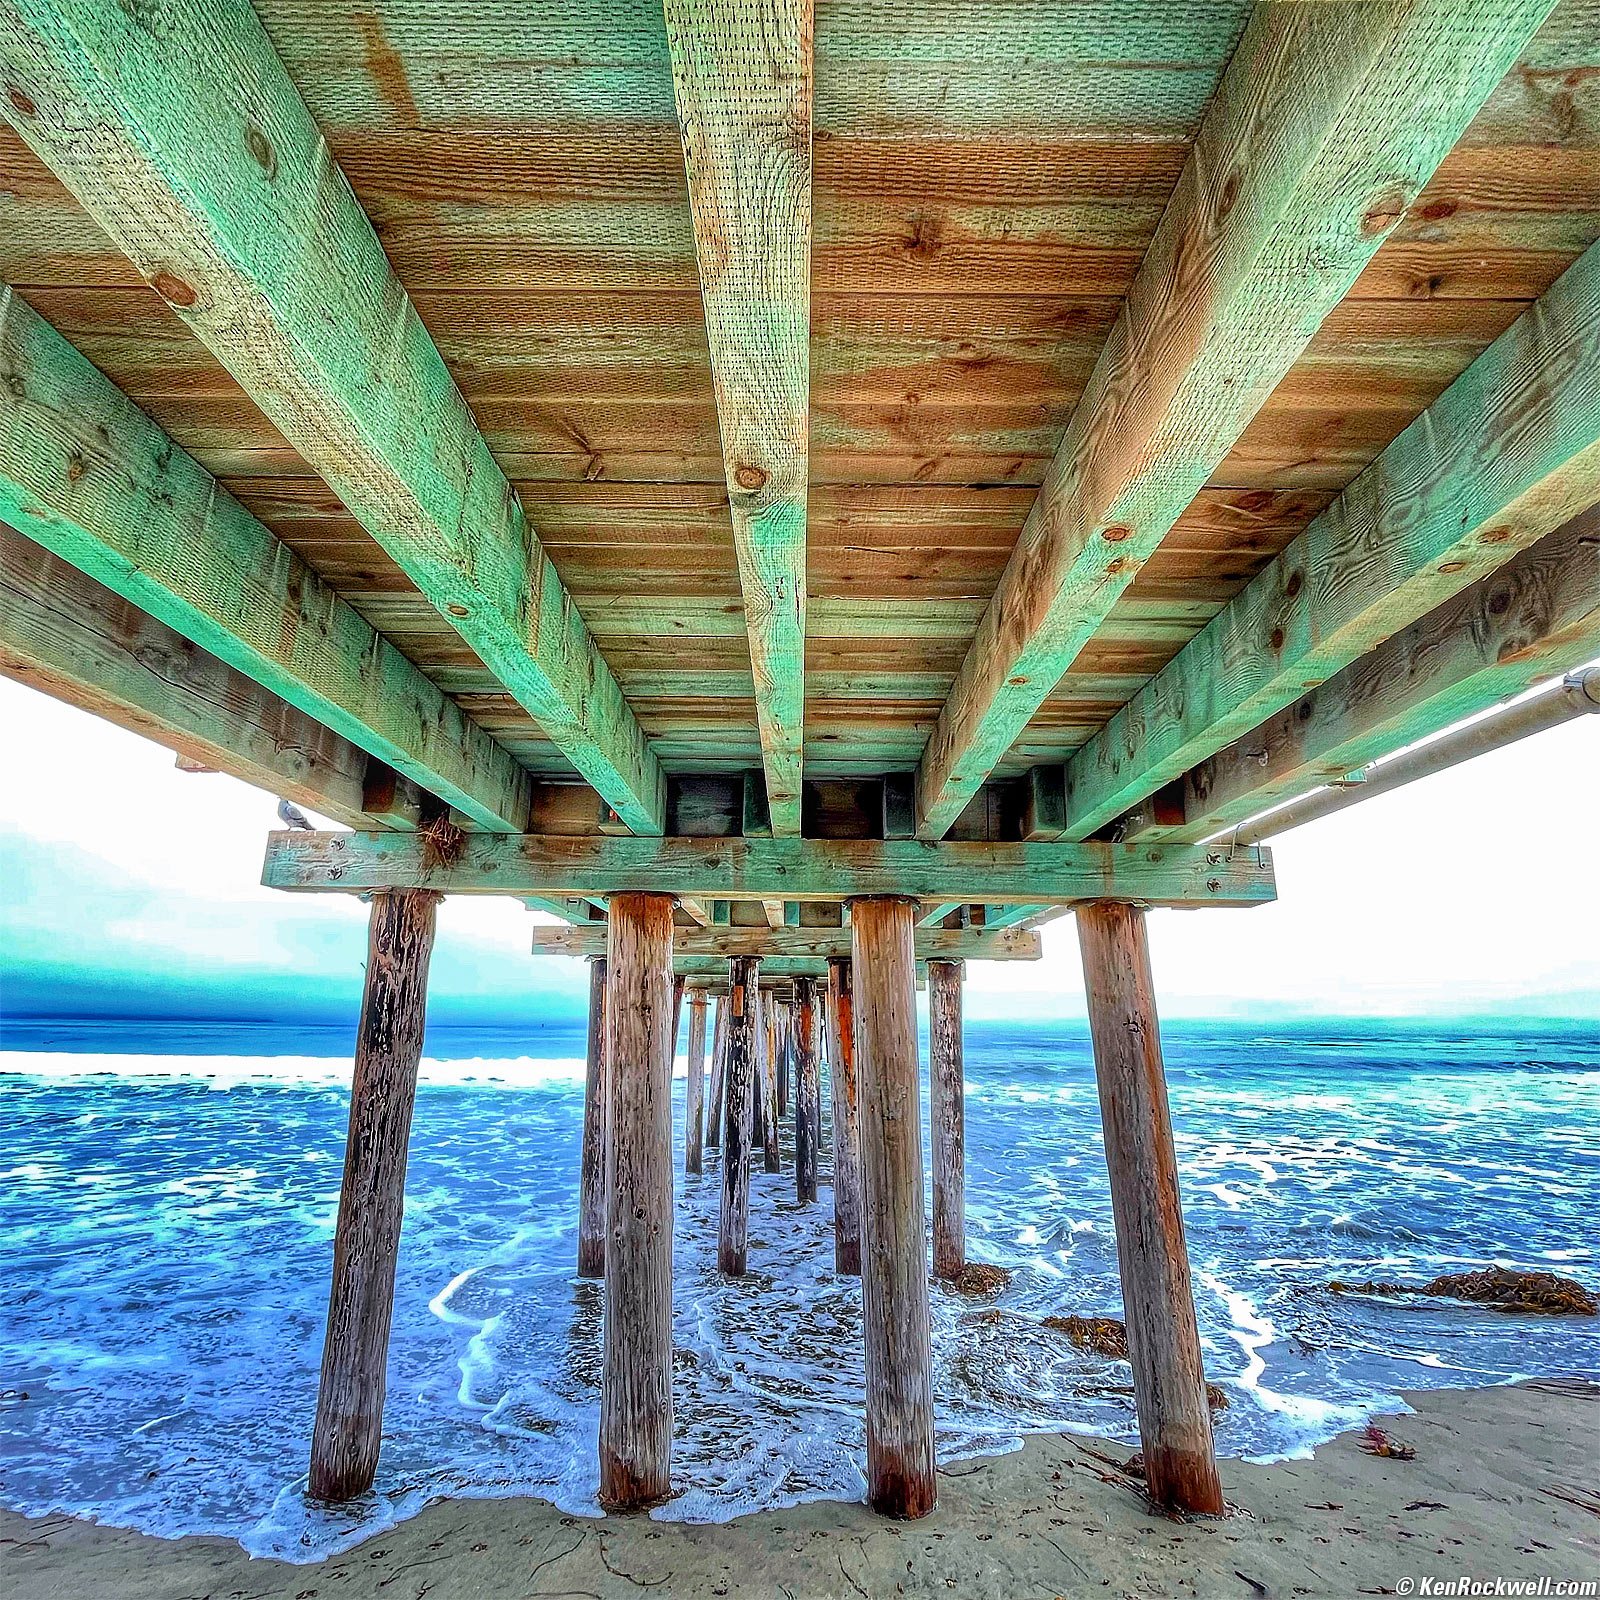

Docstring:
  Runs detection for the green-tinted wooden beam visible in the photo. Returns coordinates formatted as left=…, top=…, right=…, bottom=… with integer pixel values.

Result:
left=0, top=286, right=530, bottom=832
left=1130, top=507, right=1600, bottom=844
left=532, top=925, right=1043, bottom=962
left=0, top=524, right=397, bottom=830
left=911, top=0, right=1558, bottom=840
left=1063, top=243, right=1600, bottom=841
left=664, top=0, right=811, bottom=835
left=261, top=831, right=1276, bottom=908
left=0, top=0, right=663, bottom=833
left=915, top=902, right=964, bottom=928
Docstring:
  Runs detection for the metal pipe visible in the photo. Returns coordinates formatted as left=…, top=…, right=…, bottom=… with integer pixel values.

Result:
left=1234, top=666, right=1600, bottom=845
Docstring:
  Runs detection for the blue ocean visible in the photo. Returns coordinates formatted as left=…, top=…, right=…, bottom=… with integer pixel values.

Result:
left=1, top=1016, right=1596, bottom=1562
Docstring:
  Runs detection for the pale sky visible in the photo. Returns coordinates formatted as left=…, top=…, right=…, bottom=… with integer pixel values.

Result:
left=1, top=668, right=1596, bottom=1028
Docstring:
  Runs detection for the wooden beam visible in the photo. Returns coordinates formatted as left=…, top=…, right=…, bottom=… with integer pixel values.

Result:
left=1132, top=507, right=1600, bottom=843
left=531, top=924, right=1042, bottom=962
left=910, top=0, right=1558, bottom=838
left=1062, top=242, right=1600, bottom=840
left=0, top=527, right=381, bottom=830
left=0, top=288, right=530, bottom=832
left=263, top=832, right=1277, bottom=908
left=0, top=3, right=663, bottom=832
left=664, top=0, right=812, bottom=835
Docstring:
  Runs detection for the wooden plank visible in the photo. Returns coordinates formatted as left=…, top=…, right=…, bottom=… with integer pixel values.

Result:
left=531, top=924, right=1041, bottom=962
left=0, top=527, right=387, bottom=830
left=1061, top=242, right=1600, bottom=839
left=309, top=889, right=439, bottom=1502
left=0, top=2, right=663, bottom=832
left=262, top=832, right=1278, bottom=908
left=910, top=0, right=1559, bottom=838
left=0, top=288, right=530, bottom=831
left=664, top=0, right=811, bottom=833
left=1138, top=506, right=1600, bottom=843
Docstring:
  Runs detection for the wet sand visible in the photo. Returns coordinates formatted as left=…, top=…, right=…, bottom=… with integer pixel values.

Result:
left=4, top=1381, right=1596, bottom=1598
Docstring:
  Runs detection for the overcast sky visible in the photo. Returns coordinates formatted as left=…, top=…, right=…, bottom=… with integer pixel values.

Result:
left=1, top=668, right=1596, bottom=1032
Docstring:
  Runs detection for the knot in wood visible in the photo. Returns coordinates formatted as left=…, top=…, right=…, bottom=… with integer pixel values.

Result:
left=244, top=124, right=278, bottom=180
left=1361, top=188, right=1410, bottom=236
left=734, top=463, right=769, bottom=492
left=7, top=86, right=37, bottom=118
left=150, top=270, right=198, bottom=309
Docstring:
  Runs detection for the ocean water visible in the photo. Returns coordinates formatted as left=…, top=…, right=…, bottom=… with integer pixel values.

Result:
left=1, top=1017, right=1596, bottom=1562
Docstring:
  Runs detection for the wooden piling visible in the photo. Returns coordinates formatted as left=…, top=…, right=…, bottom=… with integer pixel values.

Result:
left=794, top=979, right=820, bottom=1203
left=718, top=956, right=761, bottom=1274
left=825, top=955, right=862, bottom=1276
left=761, top=981, right=780, bottom=1173
left=1076, top=900, right=1224, bottom=1517
left=577, top=956, right=609, bottom=1280
left=599, top=891, right=676, bottom=1509
left=777, top=999, right=791, bottom=1117
left=671, top=972, right=686, bottom=1066
left=850, top=896, right=936, bottom=1519
left=309, top=889, right=439, bottom=1502
left=928, top=958, right=966, bottom=1280
left=685, top=989, right=708, bottom=1175
left=707, top=995, right=727, bottom=1151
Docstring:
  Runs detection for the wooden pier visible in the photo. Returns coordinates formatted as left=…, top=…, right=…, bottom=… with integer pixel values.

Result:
left=3, top=0, right=1597, bottom=1528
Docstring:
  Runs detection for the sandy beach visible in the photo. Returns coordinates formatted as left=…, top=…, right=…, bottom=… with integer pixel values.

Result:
left=4, top=1380, right=1595, bottom=1599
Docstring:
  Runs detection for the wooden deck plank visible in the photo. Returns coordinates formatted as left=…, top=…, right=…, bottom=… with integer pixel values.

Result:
left=665, top=0, right=812, bottom=832
left=1061, top=242, right=1600, bottom=839
left=0, top=286, right=531, bottom=830
left=0, top=0, right=663, bottom=831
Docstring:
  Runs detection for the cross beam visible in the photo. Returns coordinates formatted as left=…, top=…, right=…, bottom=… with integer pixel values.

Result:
left=0, top=0, right=663, bottom=832
left=911, top=0, right=1559, bottom=838
left=262, top=831, right=1275, bottom=907
left=532, top=925, right=1042, bottom=962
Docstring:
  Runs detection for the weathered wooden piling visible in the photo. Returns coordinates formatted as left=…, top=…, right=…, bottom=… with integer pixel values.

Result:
left=707, top=994, right=727, bottom=1151
left=685, top=988, right=708, bottom=1175
left=671, top=972, right=686, bottom=1065
left=718, top=957, right=761, bottom=1274
left=778, top=999, right=791, bottom=1117
left=309, top=889, right=440, bottom=1502
left=850, top=896, right=936, bottom=1519
left=928, top=958, right=966, bottom=1280
left=825, top=955, right=862, bottom=1276
left=1076, top=900, right=1224, bottom=1517
left=761, top=981, right=781, bottom=1173
left=599, top=892, right=676, bottom=1509
left=577, top=955, right=609, bottom=1280
left=794, top=979, right=820, bottom=1203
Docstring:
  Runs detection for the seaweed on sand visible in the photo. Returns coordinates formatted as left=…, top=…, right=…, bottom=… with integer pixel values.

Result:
left=1328, top=1267, right=1596, bottom=1316
left=947, top=1262, right=1012, bottom=1296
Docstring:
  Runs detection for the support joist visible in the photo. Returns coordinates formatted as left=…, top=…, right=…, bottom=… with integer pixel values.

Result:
left=0, top=527, right=392, bottom=831
left=911, top=0, right=1558, bottom=838
left=0, top=2, right=662, bottom=832
left=1132, top=506, right=1600, bottom=843
left=263, top=832, right=1277, bottom=908
left=664, top=0, right=812, bottom=835
left=531, top=924, right=1042, bottom=962
left=1062, top=241, right=1600, bottom=840
left=0, top=288, right=530, bottom=832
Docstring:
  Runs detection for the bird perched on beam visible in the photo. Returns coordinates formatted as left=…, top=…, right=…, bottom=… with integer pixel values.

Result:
left=276, top=799, right=314, bottom=830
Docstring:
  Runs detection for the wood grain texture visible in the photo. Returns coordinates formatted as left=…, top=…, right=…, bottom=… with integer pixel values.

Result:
left=263, top=831, right=1277, bottom=907
left=599, top=892, right=675, bottom=1509
left=794, top=978, right=820, bottom=1203
left=686, top=990, right=708, bottom=1175
left=0, top=286, right=530, bottom=830
left=826, top=955, right=861, bottom=1276
left=927, top=958, right=965, bottom=1281
left=1151, top=505, right=1600, bottom=842
left=0, top=1, right=663, bottom=831
left=718, top=956, right=760, bottom=1274
left=912, top=0, right=1560, bottom=838
left=707, top=993, right=728, bottom=1151
left=0, top=527, right=386, bottom=829
left=1076, top=901, right=1222, bottom=1516
left=531, top=923, right=1041, bottom=961
left=309, top=889, right=439, bottom=1502
left=761, top=981, right=781, bottom=1172
left=851, top=896, right=935, bottom=1519
left=1062, top=241, right=1600, bottom=838
left=664, top=0, right=812, bottom=833
left=577, top=957, right=609, bottom=1280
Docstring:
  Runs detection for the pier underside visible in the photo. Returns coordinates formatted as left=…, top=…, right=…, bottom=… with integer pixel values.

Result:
left=3, top=0, right=1598, bottom=1526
